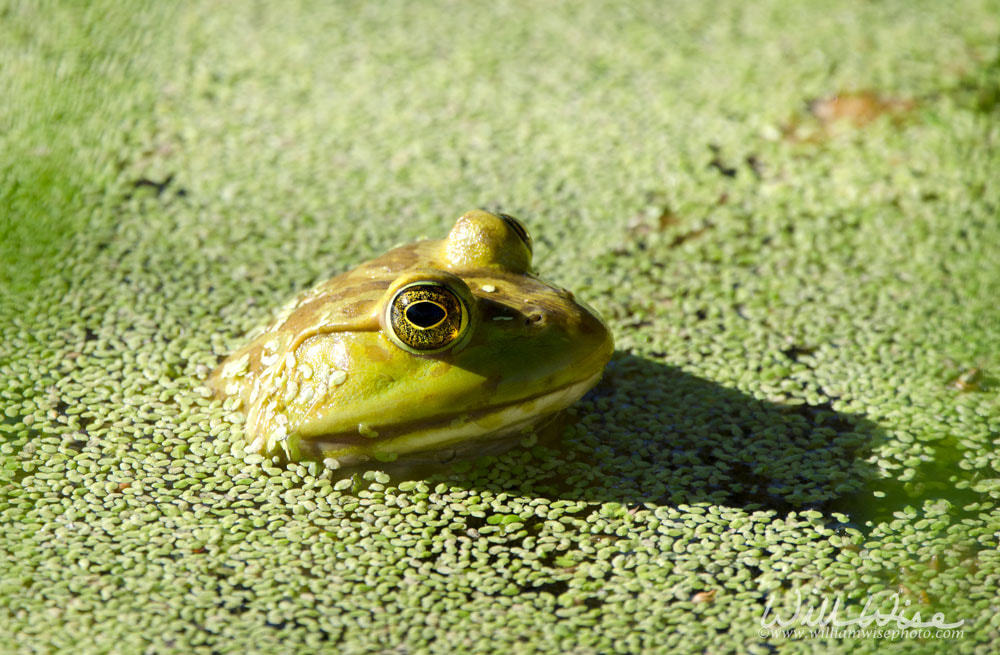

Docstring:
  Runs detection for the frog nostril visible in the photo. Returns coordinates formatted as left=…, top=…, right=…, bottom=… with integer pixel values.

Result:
left=524, top=313, right=543, bottom=326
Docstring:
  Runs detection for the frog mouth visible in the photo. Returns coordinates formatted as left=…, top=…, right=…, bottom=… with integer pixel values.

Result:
left=296, top=370, right=604, bottom=463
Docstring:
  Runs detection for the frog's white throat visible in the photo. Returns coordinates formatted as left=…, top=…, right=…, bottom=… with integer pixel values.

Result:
left=306, top=370, right=604, bottom=467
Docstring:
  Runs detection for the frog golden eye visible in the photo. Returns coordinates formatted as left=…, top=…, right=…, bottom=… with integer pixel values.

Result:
left=498, top=213, right=533, bottom=254
left=385, top=281, right=470, bottom=353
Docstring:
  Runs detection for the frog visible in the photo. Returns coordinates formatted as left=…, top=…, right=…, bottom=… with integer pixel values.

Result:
left=208, top=209, right=613, bottom=470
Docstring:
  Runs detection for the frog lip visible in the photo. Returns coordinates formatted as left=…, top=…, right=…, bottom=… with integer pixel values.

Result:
left=296, top=321, right=614, bottom=459
left=295, top=370, right=606, bottom=459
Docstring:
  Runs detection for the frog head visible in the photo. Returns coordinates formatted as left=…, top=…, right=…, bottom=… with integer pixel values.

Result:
left=210, top=210, right=613, bottom=468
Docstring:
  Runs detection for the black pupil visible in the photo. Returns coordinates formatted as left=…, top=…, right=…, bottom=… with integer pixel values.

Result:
left=406, top=301, right=446, bottom=328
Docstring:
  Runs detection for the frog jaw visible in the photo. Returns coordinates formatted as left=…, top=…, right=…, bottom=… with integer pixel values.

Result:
left=290, top=299, right=614, bottom=465
left=298, top=369, right=605, bottom=466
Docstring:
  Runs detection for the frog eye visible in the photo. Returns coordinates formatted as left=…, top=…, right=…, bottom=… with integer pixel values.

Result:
left=385, top=281, right=470, bottom=353
left=498, top=213, right=533, bottom=254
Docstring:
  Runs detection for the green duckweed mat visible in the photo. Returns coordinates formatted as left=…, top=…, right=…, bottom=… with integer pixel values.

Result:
left=2, top=1, right=999, bottom=653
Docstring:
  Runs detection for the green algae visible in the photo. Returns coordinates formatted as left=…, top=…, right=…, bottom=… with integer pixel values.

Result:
left=2, top=0, right=1000, bottom=653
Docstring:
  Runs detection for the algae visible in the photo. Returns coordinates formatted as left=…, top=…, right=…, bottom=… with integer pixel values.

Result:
left=2, top=1, right=999, bottom=653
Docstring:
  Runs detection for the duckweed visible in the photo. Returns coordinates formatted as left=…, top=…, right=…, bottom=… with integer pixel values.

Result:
left=2, top=0, right=999, bottom=653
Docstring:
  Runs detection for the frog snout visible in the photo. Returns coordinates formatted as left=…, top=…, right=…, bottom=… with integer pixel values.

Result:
left=523, top=312, right=545, bottom=327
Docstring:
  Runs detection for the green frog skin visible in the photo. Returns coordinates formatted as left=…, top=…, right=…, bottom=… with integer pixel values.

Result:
left=209, top=210, right=613, bottom=468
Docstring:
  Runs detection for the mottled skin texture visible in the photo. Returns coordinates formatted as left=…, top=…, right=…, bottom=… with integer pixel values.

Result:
left=209, top=210, right=613, bottom=467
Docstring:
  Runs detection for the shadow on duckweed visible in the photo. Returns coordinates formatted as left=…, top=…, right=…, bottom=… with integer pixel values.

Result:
left=3, top=345, right=976, bottom=532
left=424, top=353, right=979, bottom=530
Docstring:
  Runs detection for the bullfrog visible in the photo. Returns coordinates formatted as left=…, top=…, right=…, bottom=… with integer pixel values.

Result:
left=209, top=209, right=613, bottom=469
